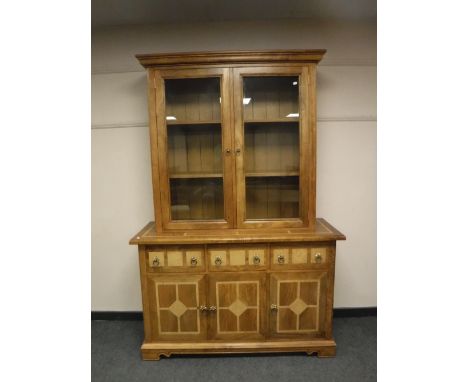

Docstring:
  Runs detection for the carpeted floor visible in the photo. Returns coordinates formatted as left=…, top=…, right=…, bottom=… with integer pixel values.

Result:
left=92, top=317, right=376, bottom=382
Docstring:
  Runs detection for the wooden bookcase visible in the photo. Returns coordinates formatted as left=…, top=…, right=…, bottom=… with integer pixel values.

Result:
left=130, top=50, right=345, bottom=360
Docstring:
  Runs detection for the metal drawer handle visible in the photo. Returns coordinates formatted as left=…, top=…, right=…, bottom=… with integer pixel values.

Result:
left=152, top=257, right=160, bottom=267
left=215, top=256, right=222, bottom=266
left=277, top=255, right=285, bottom=264
left=190, top=257, right=198, bottom=266
left=314, top=253, right=322, bottom=263
left=253, top=255, right=261, bottom=265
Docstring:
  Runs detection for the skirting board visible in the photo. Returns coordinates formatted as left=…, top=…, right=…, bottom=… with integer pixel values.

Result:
left=91, top=307, right=377, bottom=321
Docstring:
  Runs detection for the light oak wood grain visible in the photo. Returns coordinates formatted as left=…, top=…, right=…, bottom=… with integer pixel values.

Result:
left=131, top=50, right=345, bottom=360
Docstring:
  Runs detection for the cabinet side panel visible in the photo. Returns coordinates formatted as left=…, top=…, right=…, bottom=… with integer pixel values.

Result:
left=307, top=64, right=317, bottom=227
left=138, top=245, right=152, bottom=341
left=325, top=242, right=336, bottom=338
left=147, top=69, right=164, bottom=231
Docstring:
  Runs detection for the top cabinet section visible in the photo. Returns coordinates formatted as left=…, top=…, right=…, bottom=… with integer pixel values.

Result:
left=138, top=51, right=325, bottom=232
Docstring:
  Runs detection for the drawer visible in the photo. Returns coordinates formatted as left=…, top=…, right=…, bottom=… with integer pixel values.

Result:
left=146, top=245, right=205, bottom=272
left=207, top=245, right=268, bottom=271
left=270, top=244, right=329, bottom=270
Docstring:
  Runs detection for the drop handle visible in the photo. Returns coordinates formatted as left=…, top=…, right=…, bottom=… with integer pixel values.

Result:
left=190, top=257, right=198, bottom=266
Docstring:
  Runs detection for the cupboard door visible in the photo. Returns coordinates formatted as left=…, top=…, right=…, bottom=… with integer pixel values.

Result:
left=208, top=273, right=266, bottom=340
left=147, top=274, right=207, bottom=341
left=233, top=66, right=315, bottom=228
left=269, top=272, right=328, bottom=338
left=154, top=68, right=235, bottom=230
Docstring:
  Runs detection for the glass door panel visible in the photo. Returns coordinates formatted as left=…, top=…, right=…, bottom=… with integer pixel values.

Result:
left=165, top=78, right=224, bottom=221
left=242, top=75, right=301, bottom=222
left=155, top=69, right=233, bottom=229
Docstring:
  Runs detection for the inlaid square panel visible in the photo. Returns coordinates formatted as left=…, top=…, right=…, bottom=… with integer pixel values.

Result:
left=229, top=249, right=246, bottom=265
left=310, top=247, right=327, bottom=264
left=157, top=285, right=176, bottom=307
left=178, top=284, right=197, bottom=307
left=219, top=309, right=237, bottom=332
left=148, top=251, right=165, bottom=267
left=278, top=308, right=297, bottom=331
left=272, top=248, right=289, bottom=264
left=279, top=282, right=297, bottom=305
left=239, top=309, right=257, bottom=331
left=167, top=250, right=184, bottom=266
left=291, top=248, right=308, bottom=264
left=180, top=310, right=198, bottom=332
left=210, top=250, right=227, bottom=266
left=299, top=281, right=318, bottom=305
left=248, top=249, right=265, bottom=265
left=159, top=310, right=178, bottom=332
left=217, top=283, right=237, bottom=307
left=186, top=250, right=203, bottom=266
left=299, top=307, right=318, bottom=330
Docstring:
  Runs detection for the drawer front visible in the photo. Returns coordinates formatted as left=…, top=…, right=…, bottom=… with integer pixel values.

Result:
left=207, top=245, right=268, bottom=271
left=270, top=244, right=329, bottom=270
left=147, top=246, right=205, bottom=272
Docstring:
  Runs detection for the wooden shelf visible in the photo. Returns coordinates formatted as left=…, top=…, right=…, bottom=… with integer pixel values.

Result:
left=167, top=120, right=221, bottom=125
left=169, top=173, right=223, bottom=179
left=245, top=172, right=299, bottom=177
left=244, top=118, right=299, bottom=123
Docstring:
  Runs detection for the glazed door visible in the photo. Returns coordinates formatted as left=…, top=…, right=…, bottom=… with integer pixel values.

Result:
left=269, top=271, right=328, bottom=338
left=154, top=68, right=235, bottom=230
left=147, top=274, right=207, bottom=341
left=233, top=66, right=315, bottom=228
left=208, top=273, right=266, bottom=340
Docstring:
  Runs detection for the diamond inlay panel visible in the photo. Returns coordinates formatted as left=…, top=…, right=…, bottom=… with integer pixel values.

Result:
left=155, top=281, right=200, bottom=334
left=168, top=299, right=188, bottom=317
left=216, top=281, right=260, bottom=334
left=276, top=279, right=320, bottom=333
left=289, top=298, right=307, bottom=315
left=228, top=299, right=248, bottom=316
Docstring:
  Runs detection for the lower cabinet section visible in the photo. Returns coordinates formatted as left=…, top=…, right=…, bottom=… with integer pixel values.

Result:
left=139, top=241, right=337, bottom=358
left=146, top=271, right=330, bottom=342
left=269, top=271, right=328, bottom=338
left=147, top=274, right=207, bottom=341
left=208, top=273, right=266, bottom=340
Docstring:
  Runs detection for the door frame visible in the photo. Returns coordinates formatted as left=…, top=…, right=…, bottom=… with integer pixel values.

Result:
left=153, top=67, right=235, bottom=230
left=232, top=65, right=314, bottom=229
left=269, top=271, right=328, bottom=338
left=207, top=272, right=267, bottom=340
left=147, top=273, right=208, bottom=341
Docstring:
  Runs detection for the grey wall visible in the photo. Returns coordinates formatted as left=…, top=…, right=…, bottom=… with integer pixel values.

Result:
left=91, top=19, right=376, bottom=310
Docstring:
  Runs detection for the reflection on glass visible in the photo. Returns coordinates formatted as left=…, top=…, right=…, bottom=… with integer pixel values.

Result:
left=243, top=76, right=300, bottom=220
left=243, top=76, right=299, bottom=121
left=164, top=77, right=224, bottom=221
left=246, top=177, right=299, bottom=219
left=170, top=178, right=224, bottom=220
left=165, top=78, right=221, bottom=123
left=244, top=122, right=299, bottom=175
